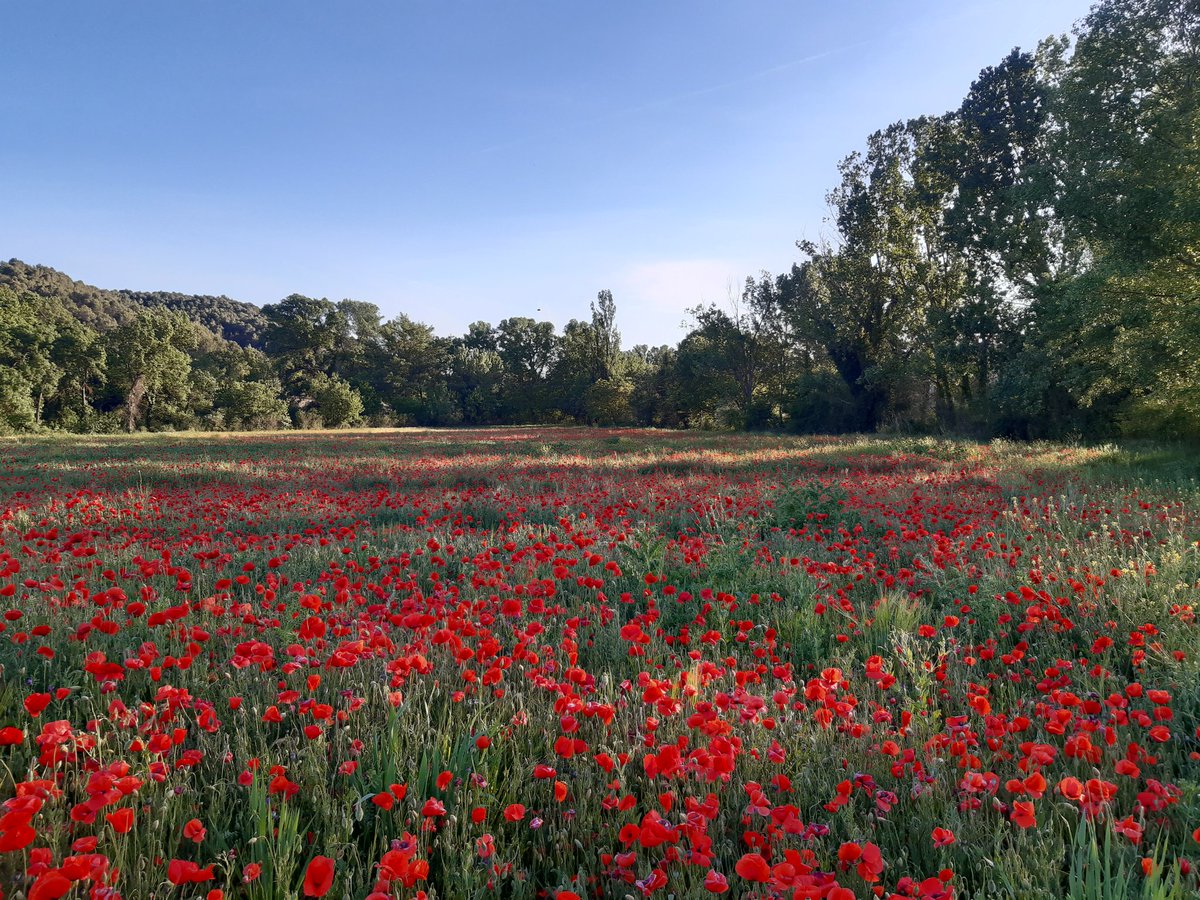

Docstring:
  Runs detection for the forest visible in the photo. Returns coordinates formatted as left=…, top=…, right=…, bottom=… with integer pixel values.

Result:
left=2, top=0, right=1196, bottom=439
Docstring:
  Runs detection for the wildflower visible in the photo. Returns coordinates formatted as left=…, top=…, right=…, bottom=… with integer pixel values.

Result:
left=503, top=803, right=526, bottom=822
left=1011, top=801, right=1036, bottom=829
left=704, top=870, right=729, bottom=892
left=734, top=852, right=771, bottom=882
left=303, top=856, right=335, bottom=897
left=106, top=808, right=134, bottom=834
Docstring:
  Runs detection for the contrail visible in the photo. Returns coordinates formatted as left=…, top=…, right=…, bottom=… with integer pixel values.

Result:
left=476, top=39, right=873, bottom=155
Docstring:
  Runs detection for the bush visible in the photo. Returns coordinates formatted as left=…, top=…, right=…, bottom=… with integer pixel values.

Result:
left=309, top=374, right=363, bottom=428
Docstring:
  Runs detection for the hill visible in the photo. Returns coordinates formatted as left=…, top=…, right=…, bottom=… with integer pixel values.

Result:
left=0, top=259, right=266, bottom=347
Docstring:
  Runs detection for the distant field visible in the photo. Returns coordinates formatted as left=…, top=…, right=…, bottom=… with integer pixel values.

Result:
left=0, top=429, right=1197, bottom=899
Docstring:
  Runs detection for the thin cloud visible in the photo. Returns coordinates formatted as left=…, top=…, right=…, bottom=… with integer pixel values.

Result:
left=477, top=40, right=872, bottom=155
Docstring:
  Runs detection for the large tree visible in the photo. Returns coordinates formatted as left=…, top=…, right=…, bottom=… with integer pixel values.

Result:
left=261, top=295, right=348, bottom=392
left=103, top=309, right=198, bottom=432
left=779, top=121, right=967, bottom=430
left=1049, top=0, right=1200, bottom=435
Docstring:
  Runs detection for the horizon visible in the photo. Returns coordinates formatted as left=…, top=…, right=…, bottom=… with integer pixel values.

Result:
left=2, top=1, right=1095, bottom=345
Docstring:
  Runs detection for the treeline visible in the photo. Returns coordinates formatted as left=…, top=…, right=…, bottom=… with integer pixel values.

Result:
left=0, top=265, right=652, bottom=432
left=2, top=0, right=1197, bottom=438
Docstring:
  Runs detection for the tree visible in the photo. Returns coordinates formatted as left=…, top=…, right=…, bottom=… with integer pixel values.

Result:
left=213, top=379, right=290, bottom=430
left=675, top=300, right=784, bottom=429
left=624, top=345, right=683, bottom=428
left=261, top=295, right=347, bottom=392
left=47, top=320, right=106, bottom=430
left=497, top=317, right=558, bottom=421
left=308, top=374, right=363, bottom=428
left=1048, top=0, right=1200, bottom=436
left=0, top=288, right=65, bottom=428
left=103, top=309, right=197, bottom=431
left=446, top=322, right=504, bottom=425
left=589, top=290, right=621, bottom=382
left=778, top=124, right=941, bottom=429
left=373, top=315, right=455, bottom=425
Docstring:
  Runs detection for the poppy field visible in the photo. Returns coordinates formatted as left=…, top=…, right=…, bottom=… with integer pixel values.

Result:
left=0, top=428, right=1197, bottom=900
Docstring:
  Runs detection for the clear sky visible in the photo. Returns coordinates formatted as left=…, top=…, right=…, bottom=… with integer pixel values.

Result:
left=2, top=1, right=1094, bottom=346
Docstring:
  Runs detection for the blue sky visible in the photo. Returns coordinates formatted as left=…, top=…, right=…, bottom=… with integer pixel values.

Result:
left=2, top=1, right=1094, bottom=346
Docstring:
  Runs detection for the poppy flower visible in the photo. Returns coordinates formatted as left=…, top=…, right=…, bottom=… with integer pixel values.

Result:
left=167, top=860, right=215, bottom=885
left=932, top=827, right=956, bottom=847
left=734, top=852, right=771, bottom=882
left=704, top=870, right=729, bottom=893
left=106, top=808, right=135, bottom=834
left=1113, top=817, right=1143, bottom=844
left=1011, top=801, right=1036, bottom=829
left=1059, top=777, right=1083, bottom=801
left=0, top=727, right=23, bottom=745
left=1148, top=726, right=1171, bottom=742
left=303, top=855, right=335, bottom=897
left=23, top=693, right=51, bottom=717
left=183, top=818, right=206, bottom=843
left=503, top=803, right=526, bottom=822
left=28, top=871, right=72, bottom=900
left=0, top=824, right=37, bottom=852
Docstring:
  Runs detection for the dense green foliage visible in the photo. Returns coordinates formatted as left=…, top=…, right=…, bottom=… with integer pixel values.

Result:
left=2, top=0, right=1196, bottom=436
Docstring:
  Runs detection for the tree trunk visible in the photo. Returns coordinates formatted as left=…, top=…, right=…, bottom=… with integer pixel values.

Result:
left=828, top=348, right=885, bottom=432
left=125, top=374, right=146, bottom=433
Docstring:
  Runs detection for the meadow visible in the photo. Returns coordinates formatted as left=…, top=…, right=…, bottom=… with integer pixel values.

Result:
left=0, top=428, right=1197, bottom=899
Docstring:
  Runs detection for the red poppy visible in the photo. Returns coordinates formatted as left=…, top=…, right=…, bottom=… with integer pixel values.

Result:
left=734, top=852, right=771, bottom=883
left=0, top=727, right=23, bottom=745
left=1011, top=801, right=1036, bottom=829
left=23, top=693, right=51, bottom=717
left=303, top=856, right=335, bottom=897
left=1114, top=817, right=1143, bottom=844
left=167, top=860, right=215, bottom=885
left=1059, top=777, right=1083, bottom=801
left=28, top=871, right=72, bottom=900
left=704, top=870, right=729, bottom=893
